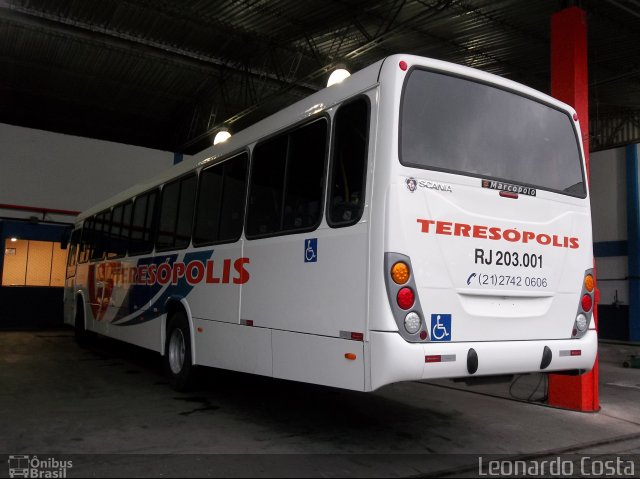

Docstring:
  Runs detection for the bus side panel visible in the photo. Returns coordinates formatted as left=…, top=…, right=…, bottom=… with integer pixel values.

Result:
left=241, top=224, right=368, bottom=338
left=106, top=257, right=138, bottom=322
left=193, top=318, right=272, bottom=376
left=272, top=330, right=365, bottom=391
left=74, top=262, right=108, bottom=336
left=188, top=242, right=244, bottom=324
left=109, top=317, right=164, bottom=353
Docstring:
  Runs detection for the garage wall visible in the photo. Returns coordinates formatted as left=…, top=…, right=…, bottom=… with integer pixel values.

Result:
left=0, top=123, right=179, bottom=329
left=590, top=146, right=628, bottom=305
left=590, top=144, right=639, bottom=340
left=0, top=123, right=176, bottom=222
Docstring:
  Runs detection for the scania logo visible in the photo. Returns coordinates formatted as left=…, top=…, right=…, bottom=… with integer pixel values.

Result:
left=405, top=177, right=453, bottom=193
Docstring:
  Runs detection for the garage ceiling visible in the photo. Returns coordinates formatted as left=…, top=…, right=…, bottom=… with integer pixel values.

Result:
left=1, top=0, right=639, bottom=155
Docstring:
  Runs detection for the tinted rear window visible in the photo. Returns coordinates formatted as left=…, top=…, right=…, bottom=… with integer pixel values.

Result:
left=400, top=69, right=585, bottom=197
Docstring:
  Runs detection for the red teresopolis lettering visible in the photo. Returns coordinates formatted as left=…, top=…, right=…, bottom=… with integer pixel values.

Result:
left=416, top=219, right=579, bottom=249
left=97, top=258, right=251, bottom=286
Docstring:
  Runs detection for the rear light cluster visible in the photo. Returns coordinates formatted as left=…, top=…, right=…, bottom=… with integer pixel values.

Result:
left=384, top=252, right=428, bottom=342
left=572, top=269, right=595, bottom=338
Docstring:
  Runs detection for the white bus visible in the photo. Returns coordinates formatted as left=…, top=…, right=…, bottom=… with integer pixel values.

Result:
left=64, top=54, right=597, bottom=392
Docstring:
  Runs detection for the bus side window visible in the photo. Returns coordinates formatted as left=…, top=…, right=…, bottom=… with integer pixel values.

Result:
left=66, top=229, right=81, bottom=275
left=175, top=175, right=197, bottom=249
left=282, top=120, right=327, bottom=231
left=130, top=190, right=158, bottom=256
left=106, top=201, right=131, bottom=259
left=121, top=201, right=133, bottom=256
left=327, top=97, right=370, bottom=227
left=78, top=218, right=92, bottom=264
left=246, top=118, right=327, bottom=238
left=219, top=154, right=248, bottom=242
left=156, top=174, right=197, bottom=251
left=106, top=204, right=123, bottom=260
left=194, top=152, right=248, bottom=246
left=246, top=135, right=287, bottom=237
left=90, top=211, right=109, bottom=261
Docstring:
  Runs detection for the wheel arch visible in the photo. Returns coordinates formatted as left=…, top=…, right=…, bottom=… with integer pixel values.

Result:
left=163, top=296, right=196, bottom=365
left=75, top=290, right=88, bottom=330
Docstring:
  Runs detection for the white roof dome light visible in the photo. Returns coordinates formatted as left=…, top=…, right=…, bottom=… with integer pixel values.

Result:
left=327, top=68, right=351, bottom=87
left=213, top=130, right=231, bottom=145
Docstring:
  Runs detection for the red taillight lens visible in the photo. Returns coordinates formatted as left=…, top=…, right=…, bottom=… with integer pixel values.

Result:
left=581, top=294, right=593, bottom=312
left=350, top=332, right=364, bottom=341
left=397, top=287, right=415, bottom=310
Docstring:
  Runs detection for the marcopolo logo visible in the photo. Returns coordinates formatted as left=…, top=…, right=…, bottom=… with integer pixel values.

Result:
left=482, top=179, right=536, bottom=196
left=8, top=455, right=73, bottom=478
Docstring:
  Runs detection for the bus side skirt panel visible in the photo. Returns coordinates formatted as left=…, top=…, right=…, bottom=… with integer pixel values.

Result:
left=272, top=330, right=365, bottom=391
left=192, top=319, right=273, bottom=377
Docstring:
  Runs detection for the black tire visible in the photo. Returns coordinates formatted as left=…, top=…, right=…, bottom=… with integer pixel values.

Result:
left=74, top=298, right=95, bottom=348
left=164, top=311, right=196, bottom=391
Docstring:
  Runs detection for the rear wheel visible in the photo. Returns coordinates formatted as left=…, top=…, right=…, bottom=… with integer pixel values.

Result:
left=164, top=311, right=196, bottom=391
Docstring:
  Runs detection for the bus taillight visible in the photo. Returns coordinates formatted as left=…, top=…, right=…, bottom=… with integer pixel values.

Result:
left=391, top=261, right=410, bottom=284
left=584, top=274, right=595, bottom=293
left=385, top=252, right=428, bottom=342
left=404, top=312, right=421, bottom=334
left=397, top=287, right=415, bottom=310
left=581, top=294, right=592, bottom=312
left=572, top=269, right=595, bottom=338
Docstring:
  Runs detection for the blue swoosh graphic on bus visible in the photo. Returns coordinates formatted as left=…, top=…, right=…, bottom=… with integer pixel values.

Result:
left=112, top=250, right=214, bottom=327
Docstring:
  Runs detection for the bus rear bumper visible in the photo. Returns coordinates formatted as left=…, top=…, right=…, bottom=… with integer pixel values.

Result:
left=369, top=329, right=597, bottom=391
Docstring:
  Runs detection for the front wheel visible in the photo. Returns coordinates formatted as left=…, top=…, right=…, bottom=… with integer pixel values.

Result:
left=164, top=312, right=196, bottom=391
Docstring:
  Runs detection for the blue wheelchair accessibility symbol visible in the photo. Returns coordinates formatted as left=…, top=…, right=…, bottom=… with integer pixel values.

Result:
left=304, top=238, right=318, bottom=263
left=430, top=314, right=452, bottom=342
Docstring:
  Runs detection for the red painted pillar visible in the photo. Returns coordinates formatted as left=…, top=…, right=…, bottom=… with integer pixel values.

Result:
left=548, top=6, right=600, bottom=412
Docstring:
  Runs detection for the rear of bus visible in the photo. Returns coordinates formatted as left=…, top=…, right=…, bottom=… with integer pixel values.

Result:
left=368, top=55, right=597, bottom=390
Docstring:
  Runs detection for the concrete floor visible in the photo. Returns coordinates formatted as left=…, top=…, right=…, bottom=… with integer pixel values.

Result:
left=1, top=330, right=639, bottom=477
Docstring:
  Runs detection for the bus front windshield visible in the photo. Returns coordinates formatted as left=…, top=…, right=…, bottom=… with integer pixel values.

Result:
left=400, top=69, right=586, bottom=197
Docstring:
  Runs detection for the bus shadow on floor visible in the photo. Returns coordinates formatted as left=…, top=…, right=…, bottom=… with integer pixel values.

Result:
left=78, top=333, right=458, bottom=449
